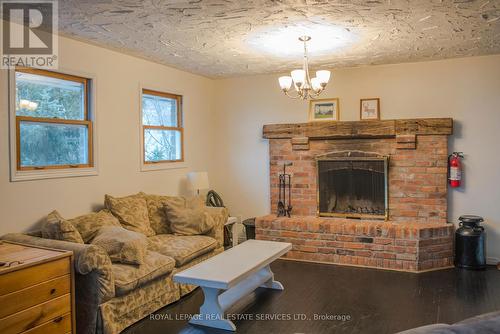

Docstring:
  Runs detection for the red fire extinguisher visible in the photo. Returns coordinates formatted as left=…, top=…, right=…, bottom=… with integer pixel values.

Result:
left=448, top=152, right=464, bottom=188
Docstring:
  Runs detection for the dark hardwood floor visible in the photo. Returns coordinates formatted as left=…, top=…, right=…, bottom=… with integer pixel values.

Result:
left=123, top=260, right=500, bottom=334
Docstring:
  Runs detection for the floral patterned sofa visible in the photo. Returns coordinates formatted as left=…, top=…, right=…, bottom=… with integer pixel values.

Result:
left=1, top=192, right=228, bottom=334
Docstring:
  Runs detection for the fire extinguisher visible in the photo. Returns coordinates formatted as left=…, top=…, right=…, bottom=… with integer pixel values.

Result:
left=448, top=152, right=464, bottom=188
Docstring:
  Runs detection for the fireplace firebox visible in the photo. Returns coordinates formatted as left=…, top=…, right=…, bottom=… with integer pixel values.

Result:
left=317, top=151, right=388, bottom=220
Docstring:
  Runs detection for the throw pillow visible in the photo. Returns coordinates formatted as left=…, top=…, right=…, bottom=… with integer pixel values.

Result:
left=91, top=226, right=148, bottom=265
left=141, top=193, right=178, bottom=235
left=41, top=210, right=85, bottom=244
left=105, top=194, right=155, bottom=237
left=163, top=200, right=215, bottom=236
left=66, top=209, right=121, bottom=243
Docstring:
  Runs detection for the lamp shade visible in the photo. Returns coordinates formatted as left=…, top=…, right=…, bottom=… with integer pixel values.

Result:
left=278, top=76, right=293, bottom=91
left=291, top=69, right=306, bottom=86
left=311, top=77, right=321, bottom=91
left=187, top=171, right=209, bottom=191
left=316, top=70, right=331, bottom=85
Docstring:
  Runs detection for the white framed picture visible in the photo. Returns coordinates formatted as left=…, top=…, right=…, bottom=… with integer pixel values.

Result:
left=309, top=98, right=339, bottom=122
left=360, top=98, right=380, bottom=120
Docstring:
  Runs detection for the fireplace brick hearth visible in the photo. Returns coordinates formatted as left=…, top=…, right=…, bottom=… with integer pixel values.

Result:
left=257, top=118, right=455, bottom=272
left=256, top=215, right=454, bottom=272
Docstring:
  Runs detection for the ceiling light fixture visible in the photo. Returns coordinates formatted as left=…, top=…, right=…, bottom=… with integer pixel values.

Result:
left=18, top=99, right=38, bottom=111
left=278, top=36, right=331, bottom=100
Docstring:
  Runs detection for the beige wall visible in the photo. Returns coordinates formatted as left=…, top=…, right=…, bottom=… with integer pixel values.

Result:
left=212, top=55, right=500, bottom=262
left=0, top=36, right=216, bottom=232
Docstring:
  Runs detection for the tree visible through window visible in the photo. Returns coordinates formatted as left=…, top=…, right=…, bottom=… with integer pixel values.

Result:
left=142, top=89, right=183, bottom=163
left=15, top=68, right=92, bottom=170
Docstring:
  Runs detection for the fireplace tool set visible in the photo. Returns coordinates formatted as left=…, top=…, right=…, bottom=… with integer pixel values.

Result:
left=277, top=162, right=292, bottom=217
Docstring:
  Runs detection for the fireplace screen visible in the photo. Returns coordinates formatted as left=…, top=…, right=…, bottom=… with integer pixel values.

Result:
left=317, top=151, right=388, bottom=220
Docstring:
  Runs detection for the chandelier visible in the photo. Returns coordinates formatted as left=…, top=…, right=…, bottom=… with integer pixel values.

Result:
left=278, top=36, right=331, bottom=100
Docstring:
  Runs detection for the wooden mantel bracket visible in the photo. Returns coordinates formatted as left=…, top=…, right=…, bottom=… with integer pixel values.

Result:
left=263, top=118, right=452, bottom=151
left=291, top=136, right=309, bottom=150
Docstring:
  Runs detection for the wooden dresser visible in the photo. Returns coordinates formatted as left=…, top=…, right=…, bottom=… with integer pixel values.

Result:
left=0, top=241, right=75, bottom=334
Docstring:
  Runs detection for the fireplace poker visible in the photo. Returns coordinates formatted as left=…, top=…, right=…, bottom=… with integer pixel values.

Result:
left=277, top=162, right=293, bottom=217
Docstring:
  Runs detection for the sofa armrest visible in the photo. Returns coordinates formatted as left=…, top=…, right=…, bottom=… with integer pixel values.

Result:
left=204, top=207, right=229, bottom=247
left=1, top=233, right=115, bottom=301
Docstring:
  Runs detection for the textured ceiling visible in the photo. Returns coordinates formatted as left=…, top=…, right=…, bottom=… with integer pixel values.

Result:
left=59, top=0, right=500, bottom=78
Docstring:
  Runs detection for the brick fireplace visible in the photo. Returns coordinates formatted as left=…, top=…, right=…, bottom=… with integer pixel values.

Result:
left=317, top=150, right=389, bottom=219
left=256, top=118, right=455, bottom=272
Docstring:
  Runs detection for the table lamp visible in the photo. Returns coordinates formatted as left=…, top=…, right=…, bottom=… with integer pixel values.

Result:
left=187, top=171, right=209, bottom=195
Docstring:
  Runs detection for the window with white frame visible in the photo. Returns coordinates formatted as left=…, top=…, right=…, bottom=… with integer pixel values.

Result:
left=9, top=68, right=96, bottom=181
left=141, top=89, right=183, bottom=164
left=14, top=68, right=93, bottom=171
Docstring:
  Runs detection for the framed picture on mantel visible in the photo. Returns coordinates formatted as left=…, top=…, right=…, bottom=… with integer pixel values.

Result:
left=309, top=98, right=340, bottom=122
left=360, top=98, right=380, bottom=120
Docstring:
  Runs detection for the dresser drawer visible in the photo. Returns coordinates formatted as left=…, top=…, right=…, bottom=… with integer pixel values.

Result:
left=0, top=274, right=71, bottom=318
left=0, top=294, right=71, bottom=334
left=0, top=257, right=70, bottom=295
left=20, top=312, right=72, bottom=334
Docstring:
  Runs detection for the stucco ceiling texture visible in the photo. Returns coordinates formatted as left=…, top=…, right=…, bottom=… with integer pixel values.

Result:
left=59, top=0, right=500, bottom=78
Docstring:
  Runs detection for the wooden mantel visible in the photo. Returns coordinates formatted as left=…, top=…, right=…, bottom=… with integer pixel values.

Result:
left=262, top=118, right=453, bottom=140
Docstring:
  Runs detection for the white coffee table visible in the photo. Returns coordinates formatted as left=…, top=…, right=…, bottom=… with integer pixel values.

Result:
left=173, top=239, right=291, bottom=331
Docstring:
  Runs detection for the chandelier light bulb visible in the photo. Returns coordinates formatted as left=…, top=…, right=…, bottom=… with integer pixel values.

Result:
left=291, top=69, right=305, bottom=87
left=19, top=99, right=30, bottom=109
left=19, top=99, right=38, bottom=111
left=316, top=70, right=331, bottom=85
left=28, top=101, right=38, bottom=111
left=278, top=76, right=293, bottom=91
left=311, top=77, right=322, bottom=91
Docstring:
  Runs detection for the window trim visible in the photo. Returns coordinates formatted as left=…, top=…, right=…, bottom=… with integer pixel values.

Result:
left=9, top=67, right=98, bottom=181
left=141, top=88, right=184, bottom=165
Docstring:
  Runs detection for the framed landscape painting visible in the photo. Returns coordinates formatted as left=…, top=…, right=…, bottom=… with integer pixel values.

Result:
left=309, top=98, right=339, bottom=122
left=360, top=98, right=380, bottom=120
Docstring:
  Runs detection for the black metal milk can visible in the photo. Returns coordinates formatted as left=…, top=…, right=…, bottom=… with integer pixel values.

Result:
left=455, top=215, right=486, bottom=270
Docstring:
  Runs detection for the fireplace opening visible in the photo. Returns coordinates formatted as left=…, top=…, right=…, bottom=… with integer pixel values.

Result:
left=317, top=151, right=388, bottom=220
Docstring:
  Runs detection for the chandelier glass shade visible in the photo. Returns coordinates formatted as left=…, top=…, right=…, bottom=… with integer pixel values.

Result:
left=278, top=36, right=331, bottom=100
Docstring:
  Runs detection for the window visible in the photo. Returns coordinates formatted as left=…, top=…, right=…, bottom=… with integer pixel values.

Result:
left=141, top=89, right=183, bottom=163
left=14, top=68, right=92, bottom=171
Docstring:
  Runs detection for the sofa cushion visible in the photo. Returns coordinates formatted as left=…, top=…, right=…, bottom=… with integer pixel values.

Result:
left=163, top=199, right=215, bottom=236
left=112, top=251, right=175, bottom=296
left=140, top=193, right=178, bottom=235
left=105, top=193, right=155, bottom=237
left=41, top=211, right=85, bottom=244
left=147, top=234, right=218, bottom=266
left=91, top=226, right=148, bottom=265
left=66, top=209, right=121, bottom=243
left=142, top=194, right=207, bottom=235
